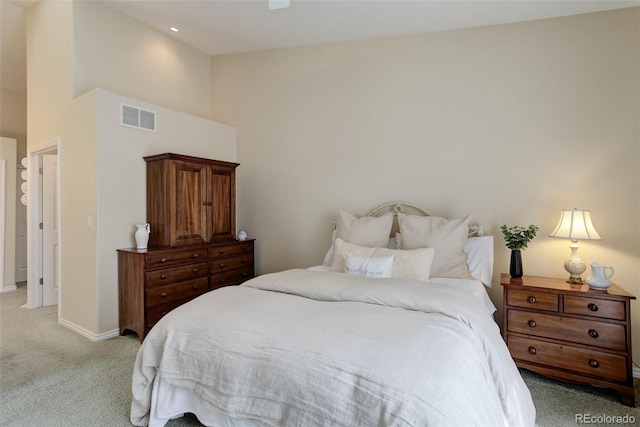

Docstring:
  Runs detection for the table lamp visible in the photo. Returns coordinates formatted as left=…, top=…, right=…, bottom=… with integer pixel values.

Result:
left=549, top=208, right=601, bottom=284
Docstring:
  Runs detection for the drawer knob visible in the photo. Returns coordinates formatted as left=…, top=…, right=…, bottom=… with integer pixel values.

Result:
left=160, top=274, right=167, bottom=279
left=242, top=258, right=247, bottom=263
left=587, top=303, right=599, bottom=312
left=192, top=268, right=198, bottom=273
left=161, top=311, right=168, bottom=316
left=192, top=254, right=199, bottom=258
left=219, top=263, right=225, bottom=268
left=160, top=292, right=167, bottom=298
left=588, top=329, right=599, bottom=339
left=219, top=279, right=225, bottom=283
left=192, top=285, right=199, bottom=290
left=218, top=250, right=225, bottom=254
left=161, top=258, right=167, bottom=263
left=527, top=296, right=536, bottom=304
left=528, top=346, right=537, bottom=355
left=241, top=246, right=247, bottom=251
left=589, top=359, right=600, bottom=368
left=527, top=320, right=536, bottom=328
left=242, top=272, right=248, bottom=277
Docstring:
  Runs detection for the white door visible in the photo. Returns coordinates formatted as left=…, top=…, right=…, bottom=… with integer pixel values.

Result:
left=15, top=168, right=27, bottom=283
left=42, top=154, right=59, bottom=306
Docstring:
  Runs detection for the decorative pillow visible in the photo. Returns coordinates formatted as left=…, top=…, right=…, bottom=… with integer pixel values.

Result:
left=343, top=253, right=394, bottom=278
left=323, top=211, right=394, bottom=265
left=398, top=213, right=473, bottom=279
left=331, top=238, right=435, bottom=282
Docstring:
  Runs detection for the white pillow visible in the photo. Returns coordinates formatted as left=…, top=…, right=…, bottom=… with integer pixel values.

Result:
left=464, top=236, right=494, bottom=287
left=398, top=213, right=472, bottom=279
left=343, top=253, right=394, bottom=278
left=323, top=211, right=394, bottom=265
left=337, top=211, right=393, bottom=247
left=332, top=238, right=435, bottom=282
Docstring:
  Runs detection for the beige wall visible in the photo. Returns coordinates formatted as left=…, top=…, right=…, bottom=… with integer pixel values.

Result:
left=211, top=8, right=640, bottom=360
left=0, top=137, right=17, bottom=291
left=27, top=0, right=237, bottom=338
left=95, top=89, right=237, bottom=333
left=73, top=0, right=211, bottom=118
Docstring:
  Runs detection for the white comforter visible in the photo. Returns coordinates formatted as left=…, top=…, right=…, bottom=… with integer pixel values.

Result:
left=131, top=269, right=535, bottom=427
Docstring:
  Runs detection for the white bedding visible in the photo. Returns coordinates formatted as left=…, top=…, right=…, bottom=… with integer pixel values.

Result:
left=131, top=269, right=535, bottom=427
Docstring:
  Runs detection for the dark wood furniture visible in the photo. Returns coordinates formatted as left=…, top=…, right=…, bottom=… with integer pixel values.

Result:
left=119, top=240, right=254, bottom=341
left=118, top=153, right=254, bottom=342
left=501, top=273, right=635, bottom=406
left=144, top=153, right=238, bottom=247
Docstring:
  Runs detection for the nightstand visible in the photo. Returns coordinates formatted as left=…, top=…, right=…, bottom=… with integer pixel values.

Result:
left=501, top=273, right=636, bottom=406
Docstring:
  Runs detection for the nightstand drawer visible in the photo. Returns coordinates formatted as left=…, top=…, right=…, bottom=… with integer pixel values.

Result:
left=564, top=295, right=626, bottom=321
left=508, top=335, right=628, bottom=382
left=145, top=277, right=208, bottom=308
left=145, top=262, right=209, bottom=288
left=507, top=289, right=558, bottom=311
left=508, top=310, right=626, bottom=351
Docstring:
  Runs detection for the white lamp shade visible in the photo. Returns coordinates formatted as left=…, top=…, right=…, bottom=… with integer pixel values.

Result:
left=550, top=208, right=601, bottom=240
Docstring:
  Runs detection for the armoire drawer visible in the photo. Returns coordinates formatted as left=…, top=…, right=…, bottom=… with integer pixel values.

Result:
left=145, top=277, right=208, bottom=308
left=145, top=262, right=209, bottom=288
left=210, top=254, right=254, bottom=274
left=210, top=267, right=254, bottom=289
left=146, top=248, right=208, bottom=270
left=210, top=241, right=254, bottom=259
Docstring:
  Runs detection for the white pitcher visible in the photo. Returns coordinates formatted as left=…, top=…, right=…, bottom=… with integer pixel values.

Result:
left=135, top=223, right=151, bottom=249
left=586, top=262, right=614, bottom=290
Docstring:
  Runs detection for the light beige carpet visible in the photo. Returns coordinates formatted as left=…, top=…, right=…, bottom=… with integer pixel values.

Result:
left=1, top=285, right=639, bottom=426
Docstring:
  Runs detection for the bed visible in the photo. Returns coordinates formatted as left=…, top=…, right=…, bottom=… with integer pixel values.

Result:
left=130, top=203, right=536, bottom=427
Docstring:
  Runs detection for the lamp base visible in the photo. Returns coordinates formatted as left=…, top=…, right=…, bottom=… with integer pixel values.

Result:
left=563, top=241, right=586, bottom=285
left=567, top=276, right=584, bottom=285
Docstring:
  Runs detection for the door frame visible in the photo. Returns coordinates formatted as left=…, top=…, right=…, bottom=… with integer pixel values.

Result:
left=26, top=138, right=61, bottom=312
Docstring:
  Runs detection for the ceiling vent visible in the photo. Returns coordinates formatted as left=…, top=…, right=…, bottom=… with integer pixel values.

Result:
left=121, top=103, right=156, bottom=132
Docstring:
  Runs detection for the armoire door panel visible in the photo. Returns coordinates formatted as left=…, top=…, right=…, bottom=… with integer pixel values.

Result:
left=170, top=160, right=207, bottom=246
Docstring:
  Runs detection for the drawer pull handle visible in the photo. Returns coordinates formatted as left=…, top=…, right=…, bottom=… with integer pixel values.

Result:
left=160, top=292, right=167, bottom=298
left=161, top=311, right=168, bottom=316
left=588, top=329, right=599, bottom=339
left=527, top=296, right=536, bottom=304
left=192, top=254, right=199, bottom=258
left=192, top=269, right=198, bottom=273
left=528, top=346, right=537, bottom=355
left=160, top=274, right=167, bottom=279
left=219, top=279, right=225, bottom=283
left=192, top=285, right=199, bottom=290
left=218, top=250, right=225, bottom=254
left=219, top=263, right=225, bottom=268
left=587, top=303, right=599, bottom=312
left=589, top=359, right=600, bottom=368
left=161, top=258, right=167, bottom=263
left=241, top=246, right=247, bottom=251
left=242, top=258, right=247, bottom=263
left=242, top=272, right=248, bottom=277
left=527, top=320, right=536, bottom=328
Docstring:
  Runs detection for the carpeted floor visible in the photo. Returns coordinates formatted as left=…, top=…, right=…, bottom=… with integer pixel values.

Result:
left=1, top=284, right=639, bottom=426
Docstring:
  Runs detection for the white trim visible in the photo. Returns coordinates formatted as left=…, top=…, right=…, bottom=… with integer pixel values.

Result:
left=58, top=317, right=119, bottom=342
left=1, top=285, right=18, bottom=293
left=0, top=160, right=5, bottom=291
left=26, top=138, right=61, bottom=310
left=633, top=366, right=640, bottom=379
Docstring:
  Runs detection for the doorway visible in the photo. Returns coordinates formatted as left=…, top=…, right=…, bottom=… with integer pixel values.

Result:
left=26, top=139, right=60, bottom=311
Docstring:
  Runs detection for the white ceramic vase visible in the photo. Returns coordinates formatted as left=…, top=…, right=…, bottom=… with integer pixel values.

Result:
left=135, top=223, right=151, bottom=249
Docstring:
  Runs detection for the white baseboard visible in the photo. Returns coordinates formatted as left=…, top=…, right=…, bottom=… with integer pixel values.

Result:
left=633, top=366, right=640, bottom=379
left=58, top=317, right=120, bottom=342
left=1, top=285, right=18, bottom=293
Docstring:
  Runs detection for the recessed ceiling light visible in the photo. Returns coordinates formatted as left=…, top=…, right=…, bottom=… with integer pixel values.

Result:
left=170, top=27, right=179, bottom=33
